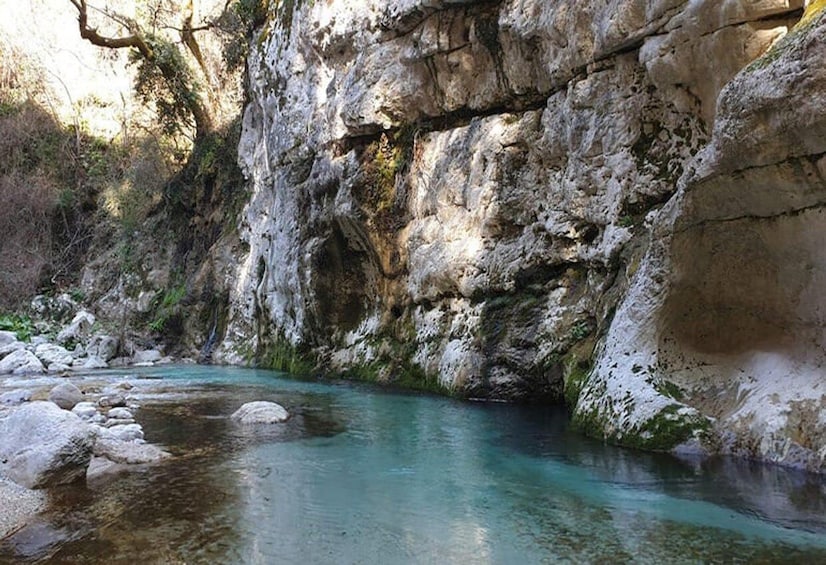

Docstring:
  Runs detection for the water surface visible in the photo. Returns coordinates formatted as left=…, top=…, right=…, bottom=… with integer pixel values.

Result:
left=2, top=365, right=825, bottom=563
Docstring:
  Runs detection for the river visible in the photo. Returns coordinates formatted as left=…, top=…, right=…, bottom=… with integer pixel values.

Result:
left=1, top=365, right=825, bottom=563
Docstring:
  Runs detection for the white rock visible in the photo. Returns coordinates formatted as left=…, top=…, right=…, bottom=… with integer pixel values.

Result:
left=0, top=340, right=24, bottom=359
left=0, top=389, right=32, bottom=406
left=133, top=349, right=162, bottom=364
left=35, top=343, right=74, bottom=367
left=85, top=335, right=119, bottom=362
left=107, top=407, right=133, bottom=420
left=56, top=310, right=95, bottom=346
left=106, top=423, right=144, bottom=442
left=0, top=330, right=17, bottom=345
left=93, top=438, right=169, bottom=464
left=0, top=349, right=45, bottom=375
left=71, top=401, right=99, bottom=420
left=47, top=363, right=72, bottom=373
left=231, top=401, right=290, bottom=424
left=0, top=401, right=94, bottom=488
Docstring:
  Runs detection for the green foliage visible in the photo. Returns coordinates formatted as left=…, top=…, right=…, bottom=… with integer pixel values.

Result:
left=569, top=320, right=592, bottom=342
left=148, top=282, right=187, bottom=334
left=132, top=36, right=199, bottom=137
left=0, top=313, right=33, bottom=342
left=258, top=333, right=315, bottom=376
left=69, top=288, right=86, bottom=303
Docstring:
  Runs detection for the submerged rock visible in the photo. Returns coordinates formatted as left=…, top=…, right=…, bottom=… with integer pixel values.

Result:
left=0, top=401, right=94, bottom=488
left=231, top=401, right=290, bottom=424
left=93, top=438, right=169, bottom=465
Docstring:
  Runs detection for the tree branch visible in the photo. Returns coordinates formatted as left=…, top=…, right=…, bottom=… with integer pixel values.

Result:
left=69, top=0, right=153, bottom=59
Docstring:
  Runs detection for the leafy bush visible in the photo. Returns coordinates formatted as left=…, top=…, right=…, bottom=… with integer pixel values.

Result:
left=0, top=313, right=33, bottom=342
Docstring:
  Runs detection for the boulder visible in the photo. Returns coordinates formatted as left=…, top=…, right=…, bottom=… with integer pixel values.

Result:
left=0, top=330, right=17, bottom=345
left=93, top=438, right=169, bottom=465
left=71, top=402, right=99, bottom=420
left=35, top=343, right=74, bottom=367
left=106, top=423, right=144, bottom=442
left=0, top=401, right=94, bottom=488
left=85, top=335, right=119, bottom=362
left=48, top=382, right=84, bottom=410
left=72, top=357, right=108, bottom=370
left=106, top=407, right=133, bottom=420
left=0, top=340, right=24, bottom=359
left=0, top=389, right=32, bottom=406
left=56, top=310, right=95, bottom=346
left=0, top=349, right=45, bottom=375
left=98, top=393, right=126, bottom=408
left=231, top=401, right=290, bottom=424
left=47, top=363, right=72, bottom=373
left=133, top=349, right=162, bottom=364
left=30, top=293, right=77, bottom=322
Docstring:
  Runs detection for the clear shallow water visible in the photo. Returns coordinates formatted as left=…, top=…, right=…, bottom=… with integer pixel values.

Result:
left=2, top=365, right=826, bottom=563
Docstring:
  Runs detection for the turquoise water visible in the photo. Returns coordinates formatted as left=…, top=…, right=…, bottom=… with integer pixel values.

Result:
left=2, top=365, right=826, bottom=563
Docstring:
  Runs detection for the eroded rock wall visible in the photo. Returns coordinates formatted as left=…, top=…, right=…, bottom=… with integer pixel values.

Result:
left=219, top=0, right=826, bottom=469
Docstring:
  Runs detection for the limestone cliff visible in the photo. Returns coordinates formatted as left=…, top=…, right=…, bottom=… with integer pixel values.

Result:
left=216, top=0, right=826, bottom=470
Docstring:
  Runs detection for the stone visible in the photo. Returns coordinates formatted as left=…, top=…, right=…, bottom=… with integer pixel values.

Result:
left=71, top=401, right=99, bottom=420
left=0, top=340, right=24, bottom=359
left=35, top=343, right=74, bottom=367
left=30, top=293, right=77, bottom=322
left=0, top=389, right=32, bottom=406
left=103, top=418, right=136, bottom=428
left=47, top=363, right=72, bottom=373
left=56, top=310, right=95, bottom=346
left=98, top=393, right=127, bottom=408
left=133, top=349, right=162, bottom=364
left=0, top=401, right=94, bottom=488
left=0, top=330, right=17, bottom=345
left=85, top=335, right=119, bottom=362
left=0, top=349, right=45, bottom=375
left=93, top=438, right=169, bottom=465
left=48, top=382, right=84, bottom=410
left=74, top=357, right=109, bottom=370
left=231, top=401, right=290, bottom=424
left=106, top=407, right=133, bottom=420
left=106, top=423, right=144, bottom=442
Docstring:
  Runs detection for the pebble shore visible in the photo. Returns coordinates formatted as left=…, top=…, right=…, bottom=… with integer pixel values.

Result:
left=0, top=477, right=45, bottom=538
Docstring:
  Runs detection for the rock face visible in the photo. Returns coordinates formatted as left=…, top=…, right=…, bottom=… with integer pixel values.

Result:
left=231, top=401, right=290, bottom=424
left=210, top=1, right=826, bottom=469
left=576, top=11, right=826, bottom=471
left=0, top=401, right=94, bottom=488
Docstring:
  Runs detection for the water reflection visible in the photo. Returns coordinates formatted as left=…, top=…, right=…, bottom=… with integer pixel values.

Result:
left=1, top=366, right=825, bottom=563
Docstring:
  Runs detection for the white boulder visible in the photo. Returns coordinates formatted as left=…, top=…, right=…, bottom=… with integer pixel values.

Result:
left=0, top=349, right=45, bottom=375
left=231, top=401, right=290, bottom=424
left=35, top=343, right=74, bottom=367
left=0, top=401, right=94, bottom=488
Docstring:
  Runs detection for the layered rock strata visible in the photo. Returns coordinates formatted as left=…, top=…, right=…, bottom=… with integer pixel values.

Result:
left=215, top=0, right=826, bottom=469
